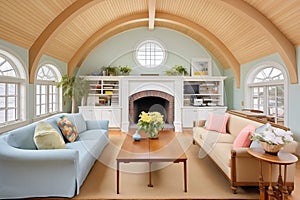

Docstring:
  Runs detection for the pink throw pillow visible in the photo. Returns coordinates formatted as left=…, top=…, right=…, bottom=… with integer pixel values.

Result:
left=233, top=124, right=256, bottom=148
left=206, top=113, right=230, bottom=133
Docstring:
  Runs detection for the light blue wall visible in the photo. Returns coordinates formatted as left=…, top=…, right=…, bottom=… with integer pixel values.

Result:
left=224, top=48, right=300, bottom=144
left=78, top=27, right=223, bottom=76
left=288, top=47, right=300, bottom=143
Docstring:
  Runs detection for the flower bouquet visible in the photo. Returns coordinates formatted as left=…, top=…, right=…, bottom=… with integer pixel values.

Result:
left=137, top=111, right=164, bottom=139
left=251, top=125, right=294, bottom=154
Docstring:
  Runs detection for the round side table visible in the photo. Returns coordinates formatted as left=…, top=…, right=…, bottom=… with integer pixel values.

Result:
left=248, top=148, right=298, bottom=200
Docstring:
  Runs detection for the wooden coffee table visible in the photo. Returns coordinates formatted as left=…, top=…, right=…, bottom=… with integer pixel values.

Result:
left=116, top=130, right=187, bottom=194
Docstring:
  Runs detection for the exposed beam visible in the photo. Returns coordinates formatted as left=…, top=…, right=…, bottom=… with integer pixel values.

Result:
left=28, top=0, right=103, bottom=83
left=148, top=0, right=156, bottom=30
left=218, top=0, right=298, bottom=84
left=68, top=12, right=241, bottom=88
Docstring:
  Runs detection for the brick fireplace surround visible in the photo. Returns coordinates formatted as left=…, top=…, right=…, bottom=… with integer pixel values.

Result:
left=129, top=90, right=174, bottom=124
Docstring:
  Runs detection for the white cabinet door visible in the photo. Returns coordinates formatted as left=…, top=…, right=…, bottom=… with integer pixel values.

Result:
left=182, top=107, right=227, bottom=128
left=79, top=108, right=95, bottom=120
left=79, top=107, right=121, bottom=128
left=182, top=109, right=198, bottom=128
left=99, top=109, right=121, bottom=128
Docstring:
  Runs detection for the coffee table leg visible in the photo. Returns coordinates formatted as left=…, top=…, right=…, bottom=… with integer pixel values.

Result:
left=184, top=160, right=187, bottom=192
left=148, top=162, right=153, bottom=187
left=117, top=160, right=120, bottom=194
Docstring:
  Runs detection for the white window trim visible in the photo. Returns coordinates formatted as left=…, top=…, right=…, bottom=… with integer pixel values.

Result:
left=0, top=48, right=27, bottom=129
left=34, top=63, right=62, bottom=119
left=245, top=61, right=289, bottom=125
left=134, top=39, right=167, bottom=69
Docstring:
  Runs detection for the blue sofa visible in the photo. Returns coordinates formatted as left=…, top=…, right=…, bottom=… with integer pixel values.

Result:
left=0, top=113, right=109, bottom=199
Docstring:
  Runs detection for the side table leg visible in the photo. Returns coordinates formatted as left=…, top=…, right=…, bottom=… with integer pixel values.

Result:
left=258, top=160, right=265, bottom=200
left=267, top=163, right=274, bottom=200
left=282, top=165, right=289, bottom=200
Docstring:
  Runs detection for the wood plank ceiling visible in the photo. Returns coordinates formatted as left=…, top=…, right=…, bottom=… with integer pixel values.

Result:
left=0, top=0, right=299, bottom=86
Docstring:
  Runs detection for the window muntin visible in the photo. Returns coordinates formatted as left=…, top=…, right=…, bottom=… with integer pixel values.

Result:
left=37, top=65, right=57, bottom=81
left=248, top=66, right=285, bottom=125
left=0, top=53, right=20, bottom=125
left=35, top=64, right=61, bottom=117
left=0, top=56, right=16, bottom=77
left=136, top=40, right=165, bottom=68
left=253, top=67, right=284, bottom=83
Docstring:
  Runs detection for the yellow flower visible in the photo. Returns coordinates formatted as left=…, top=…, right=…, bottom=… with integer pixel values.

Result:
left=140, top=111, right=151, bottom=123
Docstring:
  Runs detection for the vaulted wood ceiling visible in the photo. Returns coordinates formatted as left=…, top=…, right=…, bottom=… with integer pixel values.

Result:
left=1, top=0, right=299, bottom=87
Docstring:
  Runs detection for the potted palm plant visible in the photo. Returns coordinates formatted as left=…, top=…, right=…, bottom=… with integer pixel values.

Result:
left=57, top=75, right=89, bottom=113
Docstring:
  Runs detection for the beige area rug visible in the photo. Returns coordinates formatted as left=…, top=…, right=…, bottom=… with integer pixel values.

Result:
left=72, top=133, right=259, bottom=200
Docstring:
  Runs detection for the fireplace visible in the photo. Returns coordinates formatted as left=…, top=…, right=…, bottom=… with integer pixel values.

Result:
left=129, top=90, right=174, bottom=125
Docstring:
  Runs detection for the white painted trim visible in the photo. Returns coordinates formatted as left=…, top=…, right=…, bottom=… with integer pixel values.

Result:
left=134, top=38, right=168, bottom=69
left=0, top=47, right=28, bottom=123
left=244, top=61, right=289, bottom=125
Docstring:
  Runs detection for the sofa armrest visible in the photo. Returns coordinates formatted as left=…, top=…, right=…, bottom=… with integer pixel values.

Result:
left=0, top=139, right=79, bottom=198
left=231, top=148, right=253, bottom=158
left=86, top=120, right=109, bottom=130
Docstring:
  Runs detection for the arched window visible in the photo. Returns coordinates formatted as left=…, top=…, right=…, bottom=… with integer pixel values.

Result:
left=246, top=62, right=287, bottom=125
left=0, top=49, right=26, bottom=125
left=35, top=64, right=62, bottom=117
left=135, top=40, right=166, bottom=68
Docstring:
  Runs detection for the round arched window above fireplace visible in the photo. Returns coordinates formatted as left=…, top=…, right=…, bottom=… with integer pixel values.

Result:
left=135, top=40, right=166, bottom=68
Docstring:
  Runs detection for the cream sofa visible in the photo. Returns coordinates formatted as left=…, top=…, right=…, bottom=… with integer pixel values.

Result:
left=193, top=112, right=298, bottom=194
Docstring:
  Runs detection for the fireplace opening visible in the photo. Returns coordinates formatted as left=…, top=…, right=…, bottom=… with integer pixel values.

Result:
left=129, top=90, right=174, bottom=126
left=134, top=97, right=168, bottom=123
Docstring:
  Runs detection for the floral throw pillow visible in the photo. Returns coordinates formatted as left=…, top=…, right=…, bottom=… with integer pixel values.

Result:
left=57, top=116, right=78, bottom=142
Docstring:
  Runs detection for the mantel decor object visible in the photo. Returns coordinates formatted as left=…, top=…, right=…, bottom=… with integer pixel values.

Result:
left=191, top=58, right=212, bottom=76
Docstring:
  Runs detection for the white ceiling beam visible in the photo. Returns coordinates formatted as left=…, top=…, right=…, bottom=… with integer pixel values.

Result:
left=148, top=0, right=156, bottom=30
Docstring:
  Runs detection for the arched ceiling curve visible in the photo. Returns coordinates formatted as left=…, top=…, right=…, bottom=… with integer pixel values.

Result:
left=0, top=0, right=299, bottom=86
left=68, top=12, right=241, bottom=87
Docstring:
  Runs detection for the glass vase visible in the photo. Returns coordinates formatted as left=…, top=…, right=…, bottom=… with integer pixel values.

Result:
left=148, top=128, right=159, bottom=139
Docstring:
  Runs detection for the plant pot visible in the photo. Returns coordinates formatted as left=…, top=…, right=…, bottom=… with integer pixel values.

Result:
left=260, top=141, right=284, bottom=155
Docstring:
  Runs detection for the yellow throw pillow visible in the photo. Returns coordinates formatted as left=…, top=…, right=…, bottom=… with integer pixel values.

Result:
left=34, top=121, right=66, bottom=150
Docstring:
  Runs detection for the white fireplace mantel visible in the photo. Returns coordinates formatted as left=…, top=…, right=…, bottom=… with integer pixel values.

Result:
left=120, top=76, right=184, bottom=132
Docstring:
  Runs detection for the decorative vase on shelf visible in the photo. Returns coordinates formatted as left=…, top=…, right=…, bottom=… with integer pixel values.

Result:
left=132, top=131, right=141, bottom=141
left=260, top=141, right=284, bottom=155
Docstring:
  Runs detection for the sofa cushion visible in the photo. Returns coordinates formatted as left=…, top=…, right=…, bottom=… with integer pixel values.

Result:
left=57, top=116, right=78, bottom=142
left=34, top=121, right=66, bottom=149
left=44, top=117, right=64, bottom=138
left=233, top=124, right=256, bottom=148
left=206, top=113, right=230, bottom=133
left=66, top=113, right=87, bottom=134
left=227, top=114, right=263, bottom=138
left=78, top=129, right=108, bottom=141
left=193, top=127, right=235, bottom=147
left=6, top=123, right=37, bottom=149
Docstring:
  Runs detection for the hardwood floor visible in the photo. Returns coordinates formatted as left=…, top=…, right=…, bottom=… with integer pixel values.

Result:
left=108, top=129, right=300, bottom=199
